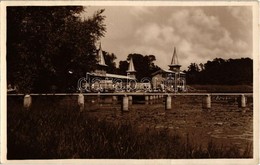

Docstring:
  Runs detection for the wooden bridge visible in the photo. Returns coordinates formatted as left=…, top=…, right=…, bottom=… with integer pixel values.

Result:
left=8, top=92, right=253, bottom=112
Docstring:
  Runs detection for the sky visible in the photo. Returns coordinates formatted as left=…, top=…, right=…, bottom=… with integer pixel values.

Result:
left=82, top=6, right=252, bottom=71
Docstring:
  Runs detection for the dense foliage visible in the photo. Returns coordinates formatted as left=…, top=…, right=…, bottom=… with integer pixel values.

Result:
left=118, top=54, right=160, bottom=81
left=7, top=6, right=106, bottom=93
left=102, top=51, right=117, bottom=74
left=185, top=58, right=253, bottom=85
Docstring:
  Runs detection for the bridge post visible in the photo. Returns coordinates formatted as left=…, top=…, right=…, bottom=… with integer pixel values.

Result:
left=165, top=95, right=172, bottom=110
left=112, top=96, right=118, bottom=101
left=145, top=95, right=149, bottom=101
left=150, top=95, right=153, bottom=100
left=154, top=95, right=157, bottom=103
left=97, top=93, right=101, bottom=106
left=78, top=93, right=84, bottom=112
left=23, top=94, right=32, bottom=110
left=112, top=95, right=118, bottom=105
left=240, top=94, right=246, bottom=108
left=145, top=95, right=149, bottom=105
left=122, top=95, right=129, bottom=112
left=128, top=96, right=133, bottom=101
left=203, top=94, right=211, bottom=109
left=128, top=96, right=133, bottom=105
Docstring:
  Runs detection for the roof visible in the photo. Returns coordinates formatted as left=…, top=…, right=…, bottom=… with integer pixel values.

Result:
left=97, top=43, right=107, bottom=67
left=106, top=73, right=136, bottom=80
left=152, top=69, right=185, bottom=76
left=89, top=72, right=136, bottom=80
left=127, top=57, right=136, bottom=73
left=169, top=47, right=181, bottom=67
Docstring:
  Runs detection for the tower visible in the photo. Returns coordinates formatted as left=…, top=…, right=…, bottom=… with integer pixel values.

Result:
left=95, top=42, right=107, bottom=76
left=168, top=47, right=181, bottom=72
left=127, top=56, right=136, bottom=79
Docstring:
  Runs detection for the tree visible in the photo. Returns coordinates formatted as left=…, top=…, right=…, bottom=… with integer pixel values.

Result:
left=118, top=61, right=129, bottom=75
left=119, top=53, right=160, bottom=81
left=103, top=51, right=117, bottom=74
left=185, top=58, right=253, bottom=85
left=186, top=63, right=200, bottom=84
left=7, top=7, right=106, bottom=93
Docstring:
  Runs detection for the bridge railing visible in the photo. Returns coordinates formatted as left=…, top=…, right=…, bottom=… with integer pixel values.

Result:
left=7, top=93, right=253, bottom=112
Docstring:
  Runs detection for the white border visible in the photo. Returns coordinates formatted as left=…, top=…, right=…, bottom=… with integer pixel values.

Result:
left=1, top=1, right=259, bottom=165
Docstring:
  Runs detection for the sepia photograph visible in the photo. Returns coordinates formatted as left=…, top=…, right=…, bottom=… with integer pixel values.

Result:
left=1, top=1, right=259, bottom=164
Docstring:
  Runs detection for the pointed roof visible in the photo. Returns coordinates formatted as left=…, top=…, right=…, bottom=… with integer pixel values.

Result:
left=169, top=47, right=181, bottom=67
left=97, top=43, right=107, bottom=66
left=127, top=57, right=136, bottom=73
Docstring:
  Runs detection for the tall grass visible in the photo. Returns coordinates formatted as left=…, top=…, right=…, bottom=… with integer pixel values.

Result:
left=7, top=98, right=252, bottom=159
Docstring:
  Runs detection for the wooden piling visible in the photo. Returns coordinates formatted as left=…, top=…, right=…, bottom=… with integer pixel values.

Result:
left=23, top=94, right=32, bottom=110
left=203, top=94, right=211, bottom=109
left=129, top=96, right=133, bottom=105
left=165, top=95, right=172, bottom=110
left=240, top=94, right=246, bottom=108
left=122, top=95, right=129, bottom=112
left=150, top=95, right=153, bottom=100
left=78, top=93, right=84, bottom=112
left=112, top=96, right=118, bottom=101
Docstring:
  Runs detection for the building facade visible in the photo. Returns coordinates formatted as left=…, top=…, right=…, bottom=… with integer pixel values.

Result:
left=151, top=47, right=186, bottom=92
left=85, top=43, right=136, bottom=92
left=83, top=44, right=186, bottom=92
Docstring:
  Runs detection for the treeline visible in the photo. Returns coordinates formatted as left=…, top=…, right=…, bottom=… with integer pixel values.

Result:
left=117, top=54, right=160, bottom=81
left=185, top=58, right=253, bottom=85
left=99, top=52, right=161, bottom=81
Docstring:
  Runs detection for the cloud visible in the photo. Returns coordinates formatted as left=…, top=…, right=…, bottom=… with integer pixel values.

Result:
left=227, top=6, right=251, bottom=26
left=82, top=6, right=252, bottom=70
left=131, top=6, right=151, bottom=17
left=132, top=7, right=251, bottom=70
left=135, top=23, right=175, bottom=47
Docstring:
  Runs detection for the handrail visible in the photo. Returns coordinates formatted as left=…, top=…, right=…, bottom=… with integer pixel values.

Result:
left=7, top=92, right=253, bottom=96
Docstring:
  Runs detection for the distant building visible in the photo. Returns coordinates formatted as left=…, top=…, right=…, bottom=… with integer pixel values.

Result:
left=86, top=43, right=136, bottom=92
left=84, top=43, right=185, bottom=92
left=151, top=47, right=186, bottom=92
left=126, top=57, right=136, bottom=79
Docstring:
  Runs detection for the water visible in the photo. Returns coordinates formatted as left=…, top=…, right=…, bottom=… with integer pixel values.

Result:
left=84, top=95, right=253, bottom=151
left=7, top=94, right=253, bottom=153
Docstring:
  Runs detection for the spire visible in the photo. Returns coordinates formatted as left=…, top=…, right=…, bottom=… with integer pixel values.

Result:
left=127, top=57, right=136, bottom=73
left=97, top=42, right=107, bottom=66
left=127, top=56, right=136, bottom=79
left=168, top=46, right=181, bottom=71
left=170, top=47, right=179, bottom=65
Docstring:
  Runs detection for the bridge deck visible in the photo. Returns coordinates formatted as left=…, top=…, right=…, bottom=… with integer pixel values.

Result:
left=7, top=92, right=253, bottom=96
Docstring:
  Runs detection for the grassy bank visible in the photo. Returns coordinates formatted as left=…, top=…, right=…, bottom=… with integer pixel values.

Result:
left=188, top=85, right=253, bottom=93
